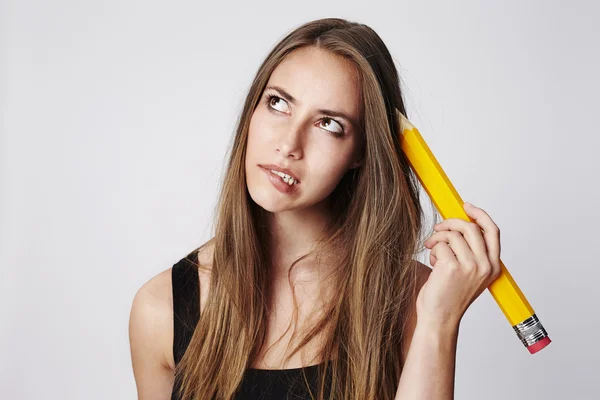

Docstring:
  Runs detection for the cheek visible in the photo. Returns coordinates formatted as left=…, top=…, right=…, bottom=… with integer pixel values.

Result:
left=310, top=142, right=356, bottom=172
left=247, top=115, right=276, bottom=154
left=246, top=120, right=267, bottom=158
left=307, top=155, right=352, bottom=191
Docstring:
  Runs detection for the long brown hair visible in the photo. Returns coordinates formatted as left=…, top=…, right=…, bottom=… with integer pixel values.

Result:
left=174, top=17, right=436, bottom=400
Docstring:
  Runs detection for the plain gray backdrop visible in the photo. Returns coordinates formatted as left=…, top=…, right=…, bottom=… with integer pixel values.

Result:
left=1, top=0, right=598, bottom=398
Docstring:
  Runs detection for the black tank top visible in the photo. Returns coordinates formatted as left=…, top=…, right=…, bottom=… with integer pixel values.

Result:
left=170, top=251, right=331, bottom=400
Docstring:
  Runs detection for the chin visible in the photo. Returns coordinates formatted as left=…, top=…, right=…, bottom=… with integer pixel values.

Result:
left=246, top=184, right=292, bottom=213
left=251, top=197, right=297, bottom=214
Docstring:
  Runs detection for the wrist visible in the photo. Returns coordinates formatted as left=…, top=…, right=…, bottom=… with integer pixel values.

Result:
left=416, top=315, right=461, bottom=337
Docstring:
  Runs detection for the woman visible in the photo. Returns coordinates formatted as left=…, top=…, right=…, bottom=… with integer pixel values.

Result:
left=129, top=17, right=502, bottom=400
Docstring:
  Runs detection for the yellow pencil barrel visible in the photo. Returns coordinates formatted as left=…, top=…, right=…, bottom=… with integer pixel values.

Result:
left=396, top=110, right=551, bottom=354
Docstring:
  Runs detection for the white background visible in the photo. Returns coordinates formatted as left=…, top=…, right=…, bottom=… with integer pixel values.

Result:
left=1, top=0, right=598, bottom=398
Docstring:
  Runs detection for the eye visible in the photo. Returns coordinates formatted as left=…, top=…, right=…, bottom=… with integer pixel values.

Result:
left=264, top=93, right=345, bottom=137
left=319, top=118, right=344, bottom=136
left=265, top=94, right=289, bottom=113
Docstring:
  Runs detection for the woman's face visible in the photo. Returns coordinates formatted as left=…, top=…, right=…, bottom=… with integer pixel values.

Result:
left=245, top=46, right=363, bottom=213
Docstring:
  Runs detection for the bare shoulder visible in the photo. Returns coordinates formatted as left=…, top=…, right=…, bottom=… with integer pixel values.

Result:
left=128, top=241, right=215, bottom=398
left=128, top=266, right=176, bottom=399
left=400, top=259, right=431, bottom=362
left=129, top=241, right=215, bottom=361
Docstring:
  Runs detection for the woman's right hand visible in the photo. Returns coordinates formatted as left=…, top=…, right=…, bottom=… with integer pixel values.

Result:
left=419, top=202, right=502, bottom=327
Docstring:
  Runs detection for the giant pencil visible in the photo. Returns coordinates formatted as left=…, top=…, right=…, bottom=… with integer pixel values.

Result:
left=397, top=110, right=551, bottom=354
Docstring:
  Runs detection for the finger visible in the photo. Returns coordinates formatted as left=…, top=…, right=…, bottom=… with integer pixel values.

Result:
left=430, top=241, right=457, bottom=267
left=463, top=202, right=501, bottom=270
left=433, top=216, right=488, bottom=270
left=429, top=253, right=437, bottom=266
left=427, top=231, right=475, bottom=269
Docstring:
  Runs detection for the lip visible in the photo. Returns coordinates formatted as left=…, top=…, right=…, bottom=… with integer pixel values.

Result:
left=258, top=164, right=300, bottom=183
left=260, top=166, right=300, bottom=195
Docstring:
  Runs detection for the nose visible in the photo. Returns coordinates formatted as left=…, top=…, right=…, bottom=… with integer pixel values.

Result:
left=276, top=122, right=304, bottom=159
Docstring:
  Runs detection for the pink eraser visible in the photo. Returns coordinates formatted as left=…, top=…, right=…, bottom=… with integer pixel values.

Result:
left=527, top=336, right=552, bottom=354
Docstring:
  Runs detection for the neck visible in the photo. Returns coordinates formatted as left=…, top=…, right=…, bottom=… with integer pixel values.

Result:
left=266, top=198, right=333, bottom=282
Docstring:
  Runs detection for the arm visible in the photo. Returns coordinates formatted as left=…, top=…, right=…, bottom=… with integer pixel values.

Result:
left=129, top=268, right=175, bottom=400
left=396, top=203, right=502, bottom=399
left=396, top=261, right=458, bottom=400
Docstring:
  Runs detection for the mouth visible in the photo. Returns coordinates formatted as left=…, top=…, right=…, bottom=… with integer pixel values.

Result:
left=260, top=166, right=301, bottom=194
left=259, top=165, right=300, bottom=185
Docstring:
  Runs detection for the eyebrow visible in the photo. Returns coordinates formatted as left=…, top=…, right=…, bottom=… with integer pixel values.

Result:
left=265, top=85, right=359, bottom=129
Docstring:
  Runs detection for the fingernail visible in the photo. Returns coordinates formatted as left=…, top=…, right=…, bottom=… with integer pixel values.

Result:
left=465, top=202, right=474, bottom=208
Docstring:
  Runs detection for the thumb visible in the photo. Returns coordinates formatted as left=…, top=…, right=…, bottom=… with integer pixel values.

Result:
left=430, top=253, right=437, bottom=267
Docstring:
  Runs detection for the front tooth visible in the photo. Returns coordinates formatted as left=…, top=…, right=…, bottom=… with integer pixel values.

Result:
left=270, top=169, right=296, bottom=184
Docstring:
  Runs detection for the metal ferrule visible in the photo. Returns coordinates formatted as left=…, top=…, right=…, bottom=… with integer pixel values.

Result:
left=512, top=314, right=549, bottom=347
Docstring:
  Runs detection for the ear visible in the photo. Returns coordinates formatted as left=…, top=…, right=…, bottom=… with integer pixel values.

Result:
left=349, top=158, right=362, bottom=169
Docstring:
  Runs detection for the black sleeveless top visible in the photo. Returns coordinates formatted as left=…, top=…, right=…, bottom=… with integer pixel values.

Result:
left=171, top=251, right=331, bottom=400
